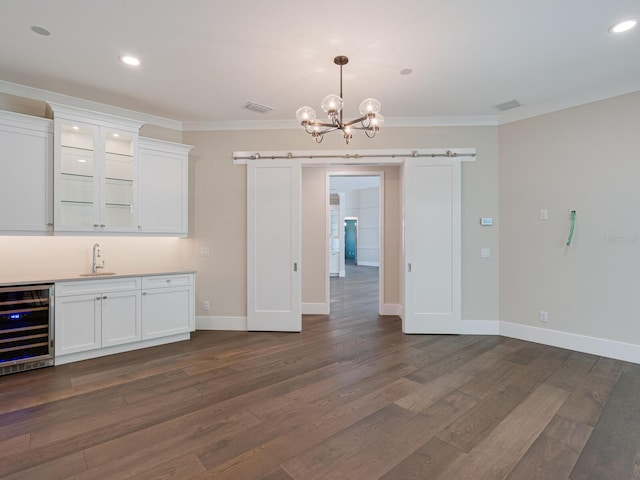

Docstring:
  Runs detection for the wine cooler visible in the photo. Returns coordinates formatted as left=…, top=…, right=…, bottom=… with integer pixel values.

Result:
left=0, top=284, right=54, bottom=376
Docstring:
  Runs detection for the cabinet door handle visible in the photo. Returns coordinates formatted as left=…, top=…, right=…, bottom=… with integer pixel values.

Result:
left=100, top=224, right=106, bottom=228
left=166, top=279, right=172, bottom=283
left=142, top=292, right=147, bottom=296
left=102, top=296, right=107, bottom=300
left=95, top=296, right=101, bottom=301
left=93, top=224, right=100, bottom=228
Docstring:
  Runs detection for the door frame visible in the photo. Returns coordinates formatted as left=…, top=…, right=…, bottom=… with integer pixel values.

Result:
left=236, top=147, right=475, bottom=333
left=326, top=171, right=384, bottom=316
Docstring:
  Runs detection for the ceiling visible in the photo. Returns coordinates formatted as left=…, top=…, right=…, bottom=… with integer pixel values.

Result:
left=1, top=1, right=639, bottom=128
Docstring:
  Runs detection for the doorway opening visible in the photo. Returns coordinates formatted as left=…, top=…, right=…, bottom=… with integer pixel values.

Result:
left=328, top=174, right=382, bottom=316
left=344, top=218, right=357, bottom=264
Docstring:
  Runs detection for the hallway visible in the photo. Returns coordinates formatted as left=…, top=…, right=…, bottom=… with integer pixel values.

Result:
left=328, top=262, right=381, bottom=321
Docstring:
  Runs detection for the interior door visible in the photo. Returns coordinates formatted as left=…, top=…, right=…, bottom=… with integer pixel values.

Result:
left=345, top=219, right=357, bottom=262
left=403, top=158, right=461, bottom=334
left=247, top=159, right=301, bottom=331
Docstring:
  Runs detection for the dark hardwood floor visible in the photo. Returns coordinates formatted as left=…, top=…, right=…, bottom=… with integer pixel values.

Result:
left=1, top=264, right=639, bottom=479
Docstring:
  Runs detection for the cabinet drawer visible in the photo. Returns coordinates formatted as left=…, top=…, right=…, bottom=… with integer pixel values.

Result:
left=56, top=277, right=141, bottom=296
left=141, top=274, right=193, bottom=289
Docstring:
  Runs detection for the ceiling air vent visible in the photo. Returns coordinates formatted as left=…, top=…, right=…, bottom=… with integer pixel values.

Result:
left=242, top=101, right=275, bottom=114
left=494, top=99, right=522, bottom=111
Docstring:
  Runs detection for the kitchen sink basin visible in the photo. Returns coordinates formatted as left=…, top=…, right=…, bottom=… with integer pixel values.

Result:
left=79, top=272, right=117, bottom=277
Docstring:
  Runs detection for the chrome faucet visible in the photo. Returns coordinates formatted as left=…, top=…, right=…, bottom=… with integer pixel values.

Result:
left=92, top=243, right=105, bottom=273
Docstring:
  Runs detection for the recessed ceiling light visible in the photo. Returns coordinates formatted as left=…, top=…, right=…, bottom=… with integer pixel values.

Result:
left=30, top=26, right=50, bottom=36
left=119, top=55, right=141, bottom=66
left=400, top=68, right=413, bottom=75
left=609, top=19, right=637, bottom=33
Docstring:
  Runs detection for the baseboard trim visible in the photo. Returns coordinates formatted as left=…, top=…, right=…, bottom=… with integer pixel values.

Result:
left=500, top=321, right=640, bottom=364
left=380, top=303, right=402, bottom=316
left=302, top=303, right=330, bottom=315
left=54, top=333, right=191, bottom=365
left=195, top=315, right=639, bottom=364
left=196, top=315, right=247, bottom=331
left=357, top=261, right=379, bottom=267
left=461, top=320, right=500, bottom=335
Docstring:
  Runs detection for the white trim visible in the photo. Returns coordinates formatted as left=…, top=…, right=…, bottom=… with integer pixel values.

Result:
left=0, top=79, right=182, bottom=130
left=302, top=303, right=330, bottom=315
left=327, top=171, right=385, bottom=316
left=357, top=261, right=380, bottom=267
left=461, top=320, right=500, bottom=335
left=381, top=304, right=402, bottom=316
left=498, top=83, right=640, bottom=125
left=183, top=115, right=498, bottom=131
left=196, top=315, right=247, bottom=331
left=54, top=333, right=190, bottom=365
left=0, top=110, right=52, bottom=132
left=500, top=321, right=640, bottom=364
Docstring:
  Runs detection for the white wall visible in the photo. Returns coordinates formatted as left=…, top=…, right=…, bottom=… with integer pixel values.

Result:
left=185, top=125, right=499, bottom=326
left=0, top=236, right=193, bottom=283
left=345, top=187, right=380, bottom=267
left=499, top=91, right=640, bottom=360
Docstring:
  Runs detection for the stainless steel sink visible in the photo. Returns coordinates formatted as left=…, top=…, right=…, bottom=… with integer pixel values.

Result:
left=79, top=272, right=117, bottom=277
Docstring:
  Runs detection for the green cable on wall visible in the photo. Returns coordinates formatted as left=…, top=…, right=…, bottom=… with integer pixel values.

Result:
left=566, top=210, right=576, bottom=246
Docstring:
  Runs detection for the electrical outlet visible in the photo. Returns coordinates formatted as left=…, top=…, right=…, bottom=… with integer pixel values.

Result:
left=200, top=247, right=210, bottom=257
left=203, top=301, right=210, bottom=311
left=539, top=310, right=548, bottom=322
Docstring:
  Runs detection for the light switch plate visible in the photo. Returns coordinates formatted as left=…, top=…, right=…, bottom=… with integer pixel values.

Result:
left=480, top=217, right=493, bottom=226
left=480, top=248, right=491, bottom=258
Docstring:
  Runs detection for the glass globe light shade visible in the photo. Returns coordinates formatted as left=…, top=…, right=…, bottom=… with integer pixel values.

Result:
left=321, top=94, right=343, bottom=114
left=359, top=98, right=382, bottom=115
left=296, top=106, right=316, bottom=123
left=370, top=113, right=385, bottom=129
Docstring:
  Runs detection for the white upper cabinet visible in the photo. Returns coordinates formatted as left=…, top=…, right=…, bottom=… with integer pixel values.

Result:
left=0, top=111, right=53, bottom=232
left=138, top=137, right=192, bottom=235
left=50, top=103, right=143, bottom=233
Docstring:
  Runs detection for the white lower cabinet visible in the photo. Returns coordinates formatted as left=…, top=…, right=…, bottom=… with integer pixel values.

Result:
left=101, top=290, right=142, bottom=347
left=55, top=293, right=102, bottom=355
left=55, top=277, right=141, bottom=357
left=55, top=273, right=193, bottom=364
left=142, top=274, right=194, bottom=339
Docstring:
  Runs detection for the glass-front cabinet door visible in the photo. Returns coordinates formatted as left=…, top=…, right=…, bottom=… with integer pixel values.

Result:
left=102, top=128, right=137, bottom=231
left=57, top=122, right=99, bottom=231
left=51, top=103, right=142, bottom=233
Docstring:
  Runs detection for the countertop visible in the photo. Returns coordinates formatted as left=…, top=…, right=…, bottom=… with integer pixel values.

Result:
left=0, top=270, right=196, bottom=288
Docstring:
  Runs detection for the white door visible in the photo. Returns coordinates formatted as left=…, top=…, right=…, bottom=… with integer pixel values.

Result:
left=403, top=159, right=461, bottom=334
left=247, top=160, right=301, bottom=331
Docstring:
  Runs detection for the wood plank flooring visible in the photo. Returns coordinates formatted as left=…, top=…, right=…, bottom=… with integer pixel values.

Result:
left=1, top=264, right=639, bottom=479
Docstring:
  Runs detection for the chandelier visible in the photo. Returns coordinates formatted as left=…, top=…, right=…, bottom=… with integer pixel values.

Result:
left=296, top=56, right=383, bottom=144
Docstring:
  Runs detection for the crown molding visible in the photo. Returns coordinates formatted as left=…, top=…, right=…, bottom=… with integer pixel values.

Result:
left=0, top=80, right=182, bottom=131
left=4, top=79, right=638, bottom=132
left=498, top=82, right=640, bottom=125
left=182, top=115, right=499, bottom=132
